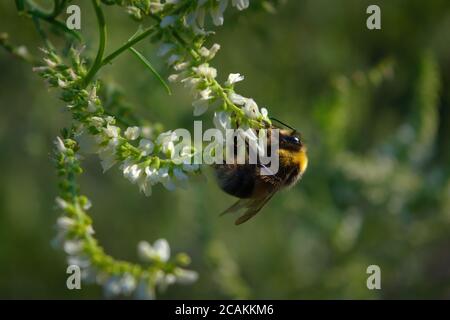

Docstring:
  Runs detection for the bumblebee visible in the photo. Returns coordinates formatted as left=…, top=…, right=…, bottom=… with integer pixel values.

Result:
left=215, top=120, right=308, bottom=225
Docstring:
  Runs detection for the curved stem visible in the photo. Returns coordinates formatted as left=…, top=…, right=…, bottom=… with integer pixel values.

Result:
left=83, top=0, right=107, bottom=87
left=16, top=0, right=82, bottom=41
left=83, top=16, right=156, bottom=87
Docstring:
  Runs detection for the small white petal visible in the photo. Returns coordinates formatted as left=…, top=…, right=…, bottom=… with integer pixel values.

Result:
left=232, top=0, right=249, bottom=11
left=153, top=239, right=170, bottom=262
left=175, top=268, right=199, bottom=284
left=54, top=137, right=67, bottom=153
left=124, top=126, right=140, bottom=140
left=213, top=111, right=232, bottom=132
left=139, top=139, right=154, bottom=156
left=225, top=73, right=244, bottom=86
left=120, top=273, right=137, bottom=295
left=229, top=92, right=247, bottom=105
left=55, top=197, right=70, bottom=210
left=261, top=107, right=269, bottom=118
left=57, top=216, right=75, bottom=229
left=134, top=279, right=155, bottom=300
left=64, top=240, right=83, bottom=255
left=192, top=99, right=210, bottom=116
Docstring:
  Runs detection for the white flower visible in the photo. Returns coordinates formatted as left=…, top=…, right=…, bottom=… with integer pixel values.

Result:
left=210, top=0, right=228, bottom=26
left=158, top=167, right=176, bottom=191
left=105, top=116, right=116, bottom=124
left=64, top=240, right=83, bottom=255
left=193, top=63, right=217, bottom=79
left=155, top=271, right=176, bottom=291
left=237, top=126, right=258, bottom=142
left=122, top=162, right=143, bottom=184
left=103, top=276, right=122, bottom=298
left=174, top=268, right=199, bottom=284
left=198, top=88, right=213, bottom=100
left=145, top=166, right=160, bottom=186
left=199, top=44, right=221, bottom=60
left=172, top=145, right=194, bottom=164
left=186, top=6, right=205, bottom=29
left=174, top=62, right=189, bottom=71
left=57, top=216, right=75, bottom=230
left=139, top=178, right=152, bottom=197
left=261, top=107, right=269, bottom=119
left=213, top=111, right=232, bottom=132
left=89, top=116, right=104, bottom=128
left=98, top=138, right=119, bottom=172
left=134, top=278, right=155, bottom=300
left=225, top=73, right=245, bottom=86
left=138, top=239, right=171, bottom=263
left=44, top=58, right=57, bottom=68
left=149, top=2, right=164, bottom=14
left=57, top=78, right=68, bottom=88
left=87, top=86, right=99, bottom=112
left=229, top=92, right=247, bottom=105
left=32, top=66, right=49, bottom=73
left=243, top=98, right=261, bottom=119
left=104, top=124, right=120, bottom=138
left=54, top=137, right=67, bottom=154
left=168, top=74, right=179, bottom=82
left=232, top=0, right=249, bottom=11
left=209, top=43, right=221, bottom=57
left=120, top=273, right=137, bottom=295
left=192, top=99, right=210, bottom=116
left=139, top=139, right=154, bottom=156
left=181, top=77, right=201, bottom=92
left=82, top=198, right=92, bottom=211
left=156, top=131, right=178, bottom=157
left=124, top=126, right=140, bottom=140
left=68, top=255, right=90, bottom=269
left=68, top=69, right=78, bottom=81
left=121, top=158, right=149, bottom=195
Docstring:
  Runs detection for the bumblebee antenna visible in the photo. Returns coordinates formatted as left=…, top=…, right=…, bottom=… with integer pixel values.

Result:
left=270, top=117, right=297, bottom=132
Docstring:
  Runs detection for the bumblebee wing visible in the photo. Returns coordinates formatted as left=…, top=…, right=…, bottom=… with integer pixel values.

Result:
left=234, top=192, right=277, bottom=225
left=220, top=198, right=251, bottom=216
left=234, top=166, right=298, bottom=225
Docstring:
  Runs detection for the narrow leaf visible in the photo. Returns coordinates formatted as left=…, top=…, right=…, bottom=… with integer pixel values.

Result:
left=129, top=47, right=172, bottom=95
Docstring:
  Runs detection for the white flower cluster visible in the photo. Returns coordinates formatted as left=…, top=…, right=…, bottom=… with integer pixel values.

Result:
left=138, top=240, right=199, bottom=291
left=150, top=0, right=250, bottom=34
left=54, top=196, right=197, bottom=299
left=162, top=46, right=270, bottom=126
left=78, top=114, right=199, bottom=196
left=153, top=1, right=271, bottom=132
left=185, top=0, right=250, bottom=33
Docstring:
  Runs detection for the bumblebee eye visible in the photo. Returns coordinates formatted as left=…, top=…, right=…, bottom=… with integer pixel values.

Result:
left=282, top=135, right=301, bottom=145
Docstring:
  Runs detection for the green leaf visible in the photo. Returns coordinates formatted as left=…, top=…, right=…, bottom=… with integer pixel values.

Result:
left=129, top=47, right=172, bottom=95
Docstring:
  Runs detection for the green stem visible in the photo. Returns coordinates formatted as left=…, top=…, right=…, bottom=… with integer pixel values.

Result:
left=83, top=0, right=107, bottom=87
left=18, top=0, right=81, bottom=40
left=83, top=23, right=156, bottom=87
left=101, top=26, right=156, bottom=66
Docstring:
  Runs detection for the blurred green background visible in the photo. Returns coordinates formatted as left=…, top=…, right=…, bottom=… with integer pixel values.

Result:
left=1, top=0, right=450, bottom=299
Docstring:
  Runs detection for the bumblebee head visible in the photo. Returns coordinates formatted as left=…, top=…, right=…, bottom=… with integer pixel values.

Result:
left=270, top=117, right=305, bottom=152
left=279, top=129, right=304, bottom=152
